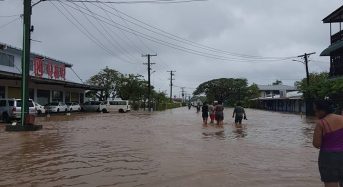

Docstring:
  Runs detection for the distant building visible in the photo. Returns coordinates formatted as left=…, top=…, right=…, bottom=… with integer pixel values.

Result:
left=257, top=85, right=297, bottom=98
left=251, top=85, right=305, bottom=113
left=0, top=42, right=100, bottom=105
left=320, top=5, right=343, bottom=78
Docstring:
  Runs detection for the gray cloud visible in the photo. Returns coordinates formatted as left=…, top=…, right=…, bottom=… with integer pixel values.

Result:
left=0, top=0, right=340, bottom=96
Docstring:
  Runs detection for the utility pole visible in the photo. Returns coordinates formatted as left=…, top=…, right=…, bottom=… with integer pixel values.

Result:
left=296, top=52, right=316, bottom=86
left=20, top=0, right=32, bottom=127
left=181, top=87, right=185, bottom=103
left=295, top=52, right=316, bottom=116
left=142, top=54, right=157, bottom=112
left=167, top=70, right=176, bottom=102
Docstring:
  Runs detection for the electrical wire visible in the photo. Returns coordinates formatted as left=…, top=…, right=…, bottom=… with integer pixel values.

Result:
left=0, top=17, right=20, bottom=30
left=99, top=2, right=296, bottom=60
left=58, top=0, right=207, bottom=4
left=59, top=1, right=294, bottom=62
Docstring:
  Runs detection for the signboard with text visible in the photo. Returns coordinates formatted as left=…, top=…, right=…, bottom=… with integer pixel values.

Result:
left=34, top=57, right=66, bottom=80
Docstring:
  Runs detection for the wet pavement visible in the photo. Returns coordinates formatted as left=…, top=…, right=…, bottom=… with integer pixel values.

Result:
left=0, top=108, right=321, bottom=187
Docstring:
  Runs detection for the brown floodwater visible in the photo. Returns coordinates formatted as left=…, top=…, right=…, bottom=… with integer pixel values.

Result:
left=0, top=108, right=321, bottom=187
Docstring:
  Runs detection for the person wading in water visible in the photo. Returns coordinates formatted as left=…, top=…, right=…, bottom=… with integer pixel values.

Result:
left=215, top=101, right=224, bottom=128
left=313, top=100, right=343, bottom=187
left=202, top=102, right=209, bottom=126
left=232, top=102, right=247, bottom=127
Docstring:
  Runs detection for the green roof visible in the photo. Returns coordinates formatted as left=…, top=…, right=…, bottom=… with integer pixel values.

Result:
left=320, top=40, right=343, bottom=56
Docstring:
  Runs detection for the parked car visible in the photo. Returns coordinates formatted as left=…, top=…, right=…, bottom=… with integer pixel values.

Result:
left=0, top=98, right=36, bottom=123
left=66, top=102, right=81, bottom=112
left=104, top=100, right=131, bottom=113
left=44, top=102, right=68, bottom=113
left=35, top=102, right=46, bottom=115
left=81, top=101, right=107, bottom=112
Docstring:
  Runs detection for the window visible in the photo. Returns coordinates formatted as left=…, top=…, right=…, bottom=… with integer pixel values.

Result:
left=8, top=100, right=14, bottom=106
left=16, top=100, right=34, bottom=107
left=0, top=100, right=6, bottom=107
left=52, top=91, right=63, bottom=102
left=0, top=86, right=5, bottom=98
left=0, top=52, right=14, bottom=67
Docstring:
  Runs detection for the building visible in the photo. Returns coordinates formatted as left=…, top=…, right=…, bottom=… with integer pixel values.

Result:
left=0, top=42, right=100, bottom=105
left=320, top=5, right=343, bottom=78
left=251, top=85, right=305, bottom=113
left=257, top=84, right=297, bottom=98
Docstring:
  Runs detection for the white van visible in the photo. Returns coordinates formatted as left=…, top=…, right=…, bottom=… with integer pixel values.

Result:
left=105, top=100, right=131, bottom=113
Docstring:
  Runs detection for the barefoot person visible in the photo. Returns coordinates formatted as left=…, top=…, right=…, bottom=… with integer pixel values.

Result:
left=313, top=100, right=343, bottom=187
left=232, top=102, right=247, bottom=126
left=202, top=102, right=209, bottom=126
left=215, top=101, right=224, bottom=127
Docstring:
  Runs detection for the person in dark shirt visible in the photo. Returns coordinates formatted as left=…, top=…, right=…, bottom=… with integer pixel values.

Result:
left=232, top=102, right=247, bottom=125
left=202, top=102, right=209, bottom=125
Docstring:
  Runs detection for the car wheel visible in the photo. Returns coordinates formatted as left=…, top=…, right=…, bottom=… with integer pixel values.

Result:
left=70, top=108, right=73, bottom=112
left=57, top=108, right=60, bottom=113
left=37, top=110, right=42, bottom=115
left=102, top=108, right=107, bottom=113
left=2, top=112, right=10, bottom=123
left=119, top=109, right=124, bottom=113
left=65, top=108, right=68, bottom=112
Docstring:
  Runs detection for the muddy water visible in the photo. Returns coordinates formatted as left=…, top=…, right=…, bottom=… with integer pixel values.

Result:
left=0, top=108, right=321, bottom=187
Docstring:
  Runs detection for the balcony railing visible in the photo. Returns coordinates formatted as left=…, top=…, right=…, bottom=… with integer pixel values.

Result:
left=331, top=30, right=343, bottom=44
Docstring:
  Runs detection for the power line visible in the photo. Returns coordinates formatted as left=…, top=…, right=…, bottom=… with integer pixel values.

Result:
left=59, top=1, right=293, bottom=63
left=98, top=2, right=296, bottom=60
left=62, top=1, right=296, bottom=63
left=51, top=1, right=138, bottom=65
left=0, top=17, right=20, bottom=30
left=77, top=1, right=140, bottom=63
left=58, top=0, right=207, bottom=4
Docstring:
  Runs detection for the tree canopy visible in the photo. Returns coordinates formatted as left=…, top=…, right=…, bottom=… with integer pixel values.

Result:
left=193, top=78, right=260, bottom=106
left=86, top=67, right=170, bottom=106
left=296, top=72, right=343, bottom=111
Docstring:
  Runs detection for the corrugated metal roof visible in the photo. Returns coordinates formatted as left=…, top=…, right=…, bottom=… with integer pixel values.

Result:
left=0, top=42, right=73, bottom=68
left=323, top=5, right=343, bottom=23
left=257, top=85, right=297, bottom=91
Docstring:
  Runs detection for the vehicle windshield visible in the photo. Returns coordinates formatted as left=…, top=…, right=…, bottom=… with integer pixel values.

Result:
left=16, top=100, right=34, bottom=107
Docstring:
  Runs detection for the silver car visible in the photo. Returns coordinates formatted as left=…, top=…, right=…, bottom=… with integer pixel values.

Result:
left=0, top=99, right=37, bottom=123
left=81, top=101, right=107, bottom=112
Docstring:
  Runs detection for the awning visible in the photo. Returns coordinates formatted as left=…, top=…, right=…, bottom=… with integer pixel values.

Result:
left=0, top=70, right=102, bottom=90
left=320, top=40, right=343, bottom=56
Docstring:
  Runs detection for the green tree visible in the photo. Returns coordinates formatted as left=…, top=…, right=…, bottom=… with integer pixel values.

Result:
left=272, top=80, right=283, bottom=85
left=87, top=67, right=121, bottom=101
left=296, top=72, right=343, bottom=112
left=193, top=78, right=259, bottom=106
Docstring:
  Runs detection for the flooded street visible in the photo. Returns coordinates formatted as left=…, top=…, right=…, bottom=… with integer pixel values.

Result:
left=0, top=108, right=321, bottom=187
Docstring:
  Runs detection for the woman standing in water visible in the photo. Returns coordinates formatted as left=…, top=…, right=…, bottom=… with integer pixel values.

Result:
left=313, top=100, right=343, bottom=187
left=215, top=101, right=224, bottom=128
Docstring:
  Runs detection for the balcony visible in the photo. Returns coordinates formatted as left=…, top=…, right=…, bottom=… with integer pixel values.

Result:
left=331, top=30, right=343, bottom=44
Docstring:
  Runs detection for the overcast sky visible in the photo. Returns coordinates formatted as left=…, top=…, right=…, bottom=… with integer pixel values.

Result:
left=0, top=0, right=341, bottom=97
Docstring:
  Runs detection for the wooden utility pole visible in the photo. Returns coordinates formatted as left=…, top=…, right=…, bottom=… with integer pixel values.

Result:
left=167, top=70, right=176, bottom=102
left=142, top=54, right=157, bottom=112
left=296, top=52, right=316, bottom=116
left=297, top=52, right=316, bottom=86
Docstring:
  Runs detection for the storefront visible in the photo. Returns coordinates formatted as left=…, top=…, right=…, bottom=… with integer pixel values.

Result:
left=0, top=42, right=101, bottom=105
